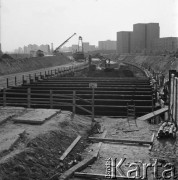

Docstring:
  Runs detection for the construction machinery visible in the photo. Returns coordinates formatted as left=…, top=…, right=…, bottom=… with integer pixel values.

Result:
left=53, top=33, right=76, bottom=55
left=73, top=36, right=85, bottom=61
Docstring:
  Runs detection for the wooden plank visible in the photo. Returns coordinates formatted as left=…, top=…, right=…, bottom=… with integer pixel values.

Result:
left=72, top=91, right=76, bottom=114
left=74, top=172, right=144, bottom=179
left=60, top=135, right=81, bottom=161
left=27, top=88, right=31, bottom=108
left=149, top=133, right=155, bottom=151
left=3, top=88, right=6, bottom=107
left=59, top=156, right=96, bottom=180
left=50, top=90, right=53, bottom=109
left=75, top=95, right=91, bottom=104
left=75, top=104, right=92, bottom=115
left=89, top=137, right=152, bottom=145
left=93, top=130, right=107, bottom=158
left=137, top=107, right=168, bottom=121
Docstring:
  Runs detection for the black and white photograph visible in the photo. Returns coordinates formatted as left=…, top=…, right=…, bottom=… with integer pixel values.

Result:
left=0, top=0, right=178, bottom=179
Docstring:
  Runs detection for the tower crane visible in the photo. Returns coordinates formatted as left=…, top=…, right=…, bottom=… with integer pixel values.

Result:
left=53, top=33, right=76, bottom=54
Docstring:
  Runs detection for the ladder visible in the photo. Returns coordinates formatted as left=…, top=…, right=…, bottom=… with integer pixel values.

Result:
left=127, top=100, right=138, bottom=129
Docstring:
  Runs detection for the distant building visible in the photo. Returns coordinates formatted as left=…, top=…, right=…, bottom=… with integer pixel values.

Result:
left=117, top=23, right=160, bottom=54
left=146, top=23, right=160, bottom=51
left=117, top=31, right=131, bottom=54
left=89, top=45, right=96, bottom=51
left=39, top=44, right=50, bottom=54
left=132, top=23, right=147, bottom=53
left=82, top=42, right=96, bottom=52
left=83, top=42, right=90, bottom=52
left=71, top=45, right=78, bottom=52
left=152, top=37, right=178, bottom=53
left=24, top=46, right=28, bottom=54
left=30, top=50, right=36, bottom=57
left=98, top=40, right=116, bottom=50
left=22, top=44, right=50, bottom=55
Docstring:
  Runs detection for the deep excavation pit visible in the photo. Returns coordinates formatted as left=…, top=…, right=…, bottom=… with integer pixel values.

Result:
left=0, top=63, right=153, bottom=117
left=0, top=63, right=154, bottom=180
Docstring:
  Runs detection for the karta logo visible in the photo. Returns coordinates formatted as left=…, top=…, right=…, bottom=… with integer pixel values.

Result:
left=105, top=158, right=177, bottom=179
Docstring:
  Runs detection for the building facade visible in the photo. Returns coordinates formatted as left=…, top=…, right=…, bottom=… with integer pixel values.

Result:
left=98, top=40, right=116, bottom=50
left=117, top=23, right=160, bottom=54
left=152, top=37, right=178, bottom=53
left=83, top=42, right=90, bottom=52
left=22, top=44, right=50, bottom=55
left=132, top=23, right=146, bottom=53
left=117, top=31, right=131, bottom=54
left=146, top=23, right=160, bottom=52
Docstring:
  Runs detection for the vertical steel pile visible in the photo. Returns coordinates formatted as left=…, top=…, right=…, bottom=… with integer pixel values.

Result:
left=169, top=70, right=178, bottom=128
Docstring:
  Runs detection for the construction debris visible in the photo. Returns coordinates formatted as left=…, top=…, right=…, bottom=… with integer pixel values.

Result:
left=157, top=122, right=177, bottom=139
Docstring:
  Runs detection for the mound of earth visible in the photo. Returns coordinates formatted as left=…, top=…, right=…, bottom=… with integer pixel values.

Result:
left=0, top=110, right=92, bottom=180
left=0, top=54, right=71, bottom=76
left=123, top=55, right=178, bottom=78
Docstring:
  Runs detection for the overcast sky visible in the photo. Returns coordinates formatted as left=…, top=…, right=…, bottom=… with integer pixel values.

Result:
left=1, top=0, right=178, bottom=52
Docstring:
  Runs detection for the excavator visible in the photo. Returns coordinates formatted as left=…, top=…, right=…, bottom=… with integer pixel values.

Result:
left=53, top=33, right=76, bottom=55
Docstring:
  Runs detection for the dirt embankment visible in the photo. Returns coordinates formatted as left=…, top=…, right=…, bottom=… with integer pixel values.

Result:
left=0, top=54, right=71, bottom=76
left=123, top=55, right=178, bottom=78
left=0, top=110, right=92, bottom=180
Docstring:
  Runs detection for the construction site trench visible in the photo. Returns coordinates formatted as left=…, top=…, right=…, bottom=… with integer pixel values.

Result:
left=1, top=61, right=177, bottom=180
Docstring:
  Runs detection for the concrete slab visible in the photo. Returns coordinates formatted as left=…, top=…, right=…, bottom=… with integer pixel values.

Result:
left=0, top=107, right=25, bottom=125
left=13, top=109, right=61, bottom=124
left=0, top=129, right=25, bottom=155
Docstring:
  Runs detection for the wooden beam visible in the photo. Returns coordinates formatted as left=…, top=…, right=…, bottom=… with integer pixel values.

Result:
left=137, top=107, right=168, bottom=121
left=94, top=130, right=107, bottom=158
left=59, top=156, right=96, bottom=180
left=59, top=130, right=107, bottom=180
left=149, top=133, right=155, bottom=151
left=89, top=137, right=152, bottom=145
left=74, top=172, right=145, bottom=179
left=60, top=135, right=81, bottom=161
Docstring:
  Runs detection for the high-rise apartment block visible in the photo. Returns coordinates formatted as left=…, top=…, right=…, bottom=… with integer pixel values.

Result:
left=117, top=23, right=160, bottom=54
left=146, top=23, right=160, bottom=51
left=132, top=23, right=147, bottom=53
left=117, top=31, right=131, bottom=54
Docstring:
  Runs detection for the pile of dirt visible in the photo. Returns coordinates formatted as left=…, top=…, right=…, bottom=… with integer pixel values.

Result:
left=123, top=55, right=178, bottom=78
left=0, top=111, right=92, bottom=180
left=0, top=54, right=71, bottom=76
